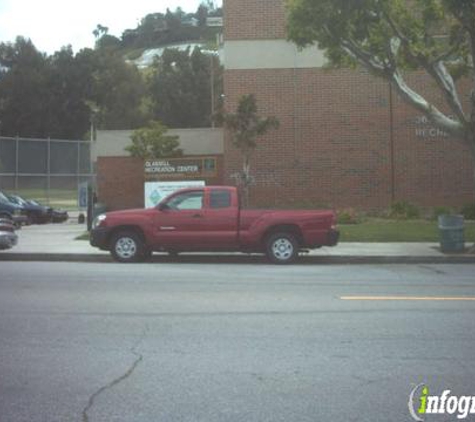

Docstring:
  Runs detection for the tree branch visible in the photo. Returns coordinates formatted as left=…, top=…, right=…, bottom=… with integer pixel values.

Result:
left=381, top=7, right=468, bottom=129
left=390, top=69, right=465, bottom=139
left=429, top=60, right=467, bottom=124
left=339, top=38, right=388, bottom=76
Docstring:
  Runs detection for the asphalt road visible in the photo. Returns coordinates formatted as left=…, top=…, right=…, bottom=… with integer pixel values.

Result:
left=0, top=262, right=474, bottom=422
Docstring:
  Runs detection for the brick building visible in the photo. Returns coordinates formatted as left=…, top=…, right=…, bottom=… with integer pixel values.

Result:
left=222, top=0, right=474, bottom=210
left=95, top=128, right=224, bottom=210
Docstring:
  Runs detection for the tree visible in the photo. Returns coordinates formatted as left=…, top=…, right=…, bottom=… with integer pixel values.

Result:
left=217, top=94, right=279, bottom=206
left=148, top=47, right=221, bottom=128
left=0, top=37, right=50, bottom=137
left=83, top=46, right=149, bottom=131
left=125, top=121, right=183, bottom=159
left=93, top=24, right=109, bottom=39
left=287, top=0, right=475, bottom=193
left=46, top=46, right=92, bottom=138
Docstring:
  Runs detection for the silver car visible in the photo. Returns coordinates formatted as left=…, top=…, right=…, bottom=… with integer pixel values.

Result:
left=0, top=218, right=18, bottom=250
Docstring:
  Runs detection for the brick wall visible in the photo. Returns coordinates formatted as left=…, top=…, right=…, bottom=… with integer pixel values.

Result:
left=96, top=157, right=145, bottom=210
left=223, top=0, right=475, bottom=211
left=96, top=156, right=224, bottom=211
left=224, top=0, right=286, bottom=40
left=223, top=68, right=474, bottom=210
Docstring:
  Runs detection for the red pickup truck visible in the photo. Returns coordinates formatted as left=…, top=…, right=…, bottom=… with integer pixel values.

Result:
left=90, top=186, right=339, bottom=264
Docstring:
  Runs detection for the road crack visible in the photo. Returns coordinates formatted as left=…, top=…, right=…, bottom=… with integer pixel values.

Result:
left=82, top=326, right=148, bottom=422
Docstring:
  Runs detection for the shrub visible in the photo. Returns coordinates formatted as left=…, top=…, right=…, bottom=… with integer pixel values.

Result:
left=460, top=203, right=475, bottom=220
left=337, top=207, right=362, bottom=224
left=431, top=206, right=454, bottom=220
left=389, top=201, right=420, bottom=219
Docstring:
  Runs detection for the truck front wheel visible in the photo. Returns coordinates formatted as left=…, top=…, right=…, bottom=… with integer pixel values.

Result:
left=110, top=230, right=146, bottom=263
left=265, top=232, right=298, bottom=264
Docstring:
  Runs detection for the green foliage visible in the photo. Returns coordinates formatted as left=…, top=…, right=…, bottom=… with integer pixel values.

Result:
left=340, top=218, right=475, bottom=242
left=88, top=46, right=150, bottom=130
left=389, top=201, right=420, bottom=219
left=217, top=94, right=279, bottom=183
left=125, top=121, right=183, bottom=159
left=286, top=0, right=471, bottom=75
left=147, top=47, right=222, bottom=128
left=460, top=203, right=475, bottom=220
left=337, top=208, right=362, bottom=224
left=218, top=94, right=280, bottom=155
left=218, top=94, right=279, bottom=205
left=0, top=37, right=150, bottom=138
left=286, top=0, right=475, bottom=142
left=120, top=5, right=222, bottom=50
left=431, top=206, right=454, bottom=220
left=0, top=4, right=224, bottom=139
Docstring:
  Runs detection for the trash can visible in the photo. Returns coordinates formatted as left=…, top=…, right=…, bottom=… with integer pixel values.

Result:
left=438, top=214, right=465, bottom=253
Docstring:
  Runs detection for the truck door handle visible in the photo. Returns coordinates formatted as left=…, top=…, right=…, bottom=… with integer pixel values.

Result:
left=192, top=214, right=203, bottom=218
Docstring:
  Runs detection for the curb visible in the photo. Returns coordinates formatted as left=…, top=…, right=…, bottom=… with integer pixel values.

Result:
left=1, top=253, right=474, bottom=265
left=0, top=253, right=112, bottom=263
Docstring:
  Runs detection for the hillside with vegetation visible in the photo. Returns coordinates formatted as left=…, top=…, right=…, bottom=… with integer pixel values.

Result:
left=0, top=2, right=223, bottom=139
left=94, top=3, right=222, bottom=60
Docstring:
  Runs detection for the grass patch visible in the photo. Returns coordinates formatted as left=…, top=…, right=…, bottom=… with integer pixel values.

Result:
left=76, top=232, right=90, bottom=241
left=77, top=219, right=474, bottom=243
left=340, top=219, right=475, bottom=242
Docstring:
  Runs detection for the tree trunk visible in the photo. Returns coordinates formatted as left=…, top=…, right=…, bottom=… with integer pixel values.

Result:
left=241, top=155, right=251, bottom=208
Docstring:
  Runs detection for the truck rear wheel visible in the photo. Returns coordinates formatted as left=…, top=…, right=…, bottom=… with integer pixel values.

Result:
left=265, top=232, right=298, bottom=264
left=110, top=230, right=146, bottom=263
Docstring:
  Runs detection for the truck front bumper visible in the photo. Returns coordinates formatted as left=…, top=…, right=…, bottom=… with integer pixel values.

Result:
left=90, top=228, right=111, bottom=250
left=327, top=229, right=340, bottom=246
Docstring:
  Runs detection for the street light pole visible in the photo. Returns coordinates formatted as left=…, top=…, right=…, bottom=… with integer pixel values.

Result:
left=210, top=53, right=215, bottom=128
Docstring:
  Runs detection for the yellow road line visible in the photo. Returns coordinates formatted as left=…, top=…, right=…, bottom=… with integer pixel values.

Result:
left=341, top=296, right=475, bottom=301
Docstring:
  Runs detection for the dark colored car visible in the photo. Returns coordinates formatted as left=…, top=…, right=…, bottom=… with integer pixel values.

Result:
left=27, top=199, right=69, bottom=223
left=0, top=218, right=18, bottom=250
left=0, top=192, right=29, bottom=227
left=7, top=194, right=52, bottom=224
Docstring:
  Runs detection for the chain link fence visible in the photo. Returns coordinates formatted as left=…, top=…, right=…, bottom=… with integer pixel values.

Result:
left=0, top=136, right=93, bottom=210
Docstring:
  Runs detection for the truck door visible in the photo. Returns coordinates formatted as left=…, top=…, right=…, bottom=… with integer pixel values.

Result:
left=200, top=188, right=239, bottom=248
left=152, top=188, right=239, bottom=250
left=153, top=189, right=206, bottom=248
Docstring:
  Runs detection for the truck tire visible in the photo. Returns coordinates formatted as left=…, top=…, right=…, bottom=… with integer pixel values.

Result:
left=110, top=230, right=146, bottom=263
left=265, top=232, right=299, bottom=264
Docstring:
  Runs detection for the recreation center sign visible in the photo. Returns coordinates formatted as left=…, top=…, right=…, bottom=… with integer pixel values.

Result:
left=144, top=157, right=217, bottom=180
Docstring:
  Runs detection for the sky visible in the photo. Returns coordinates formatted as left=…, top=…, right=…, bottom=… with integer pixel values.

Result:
left=0, top=0, right=221, bottom=55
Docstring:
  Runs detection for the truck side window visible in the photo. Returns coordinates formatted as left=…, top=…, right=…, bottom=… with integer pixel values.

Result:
left=167, top=191, right=204, bottom=210
left=210, top=190, right=231, bottom=209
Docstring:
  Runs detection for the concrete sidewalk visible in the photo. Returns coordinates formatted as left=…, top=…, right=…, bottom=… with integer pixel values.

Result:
left=1, top=221, right=474, bottom=264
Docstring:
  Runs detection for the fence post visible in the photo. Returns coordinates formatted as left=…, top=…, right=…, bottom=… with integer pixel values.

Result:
left=15, top=136, right=19, bottom=193
left=77, top=140, right=81, bottom=208
left=47, top=137, right=51, bottom=205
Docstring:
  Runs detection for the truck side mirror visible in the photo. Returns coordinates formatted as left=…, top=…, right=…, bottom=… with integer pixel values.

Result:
left=158, top=203, right=170, bottom=211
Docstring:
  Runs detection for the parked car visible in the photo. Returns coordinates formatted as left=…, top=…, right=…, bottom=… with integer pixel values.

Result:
left=27, top=199, right=69, bottom=223
left=6, top=194, right=52, bottom=224
left=90, top=185, right=339, bottom=264
left=0, top=192, right=29, bottom=227
left=0, top=218, right=18, bottom=250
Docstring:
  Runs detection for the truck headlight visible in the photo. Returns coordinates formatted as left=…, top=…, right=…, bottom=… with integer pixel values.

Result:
left=92, top=214, right=107, bottom=229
